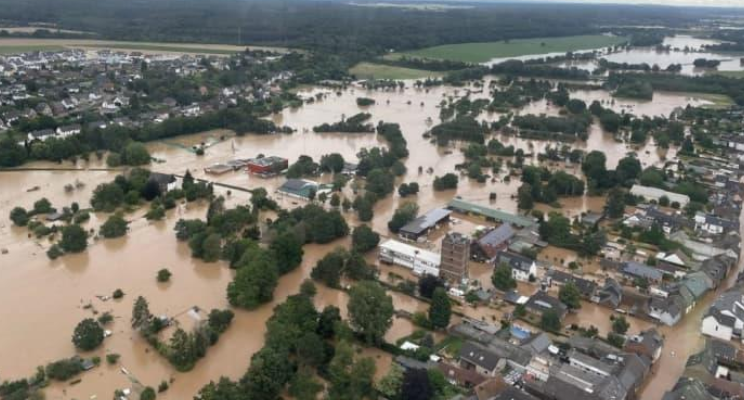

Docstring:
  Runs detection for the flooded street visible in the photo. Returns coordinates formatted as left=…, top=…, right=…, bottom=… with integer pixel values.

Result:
left=0, top=76, right=722, bottom=399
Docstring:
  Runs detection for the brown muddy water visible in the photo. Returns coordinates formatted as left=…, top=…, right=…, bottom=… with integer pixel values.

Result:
left=0, top=79, right=727, bottom=400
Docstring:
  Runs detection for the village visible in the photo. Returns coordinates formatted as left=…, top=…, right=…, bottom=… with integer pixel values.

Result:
left=2, top=22, right=744, bottom=400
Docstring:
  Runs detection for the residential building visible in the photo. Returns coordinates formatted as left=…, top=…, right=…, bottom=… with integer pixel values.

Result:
left=524, top=291, right=568, bottom=320
left=440, top=232, right=470, bottom=283
left=496, top=251, right=537, bottom=282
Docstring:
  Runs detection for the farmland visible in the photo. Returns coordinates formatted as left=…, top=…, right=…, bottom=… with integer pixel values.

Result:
left=349, top=62, right=444, bottom=80
left=394, top=34, right=628, bottom=63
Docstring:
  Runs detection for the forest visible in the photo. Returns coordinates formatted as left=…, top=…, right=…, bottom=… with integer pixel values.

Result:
left=0, top=0, right=723, bottom=60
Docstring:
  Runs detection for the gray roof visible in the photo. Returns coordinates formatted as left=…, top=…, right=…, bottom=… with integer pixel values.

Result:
left=459, top=341, right=501, bottom=372
left=400, top=208, right=452, bottom=236
left=596, top=278, right=623, bottom=308
left=525, top=291, right=567, bottom=318
left=706, top=307, right=737, bottom=328
left=547, top=270, right=597, bottom=297
left=478, top=224, right=515, bottom=247
left=621, top=262, right=663, bottom=281
left=493, top=387, right=539, bottom=400
left=496, top=251, right=534, bottom=272
left=521, top=332, right=552, bottom=355
left=661, top=378, right=715, bottom=400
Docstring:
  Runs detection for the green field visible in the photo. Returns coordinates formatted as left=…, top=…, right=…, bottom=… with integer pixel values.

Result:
left=395, top=35, right=627, bottom=63
left=0, top=45, right=64, bottom=54
left=349, top=62, right=444, bottom=80
left=711, top=70, right=744, bottom=79
left=76, top=43, right=242, bottom=55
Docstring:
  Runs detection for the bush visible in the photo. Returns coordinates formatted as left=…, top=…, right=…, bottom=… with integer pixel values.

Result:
left=47, top=244, right=63, bottom=260
left=100, top=214, right=129, bottom=238
left=59, top=224, right=88, bottom=253
left=45, top=358, right=83, bottom=381
left=157, top=268, right=172, bottom=283
left=352, top=225, right=380, bottom=253
left=9, top=207, right=29, bottom=226
left=106, top=353, right=120, bottom=365
left=140, top=386, right=157, bottom=400
left=112, top=288, right=125, bottom=299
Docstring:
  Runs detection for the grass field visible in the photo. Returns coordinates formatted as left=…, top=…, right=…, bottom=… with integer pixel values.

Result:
left=0, top=45, right=64, bottom=54
left=349, top=62, right=444, bottom=80
left=711, top=70, right=744, bottom=79
left=395, top=35, right=627, bottom=63
left=694, top=93, right=735, bottom=108
left=0, top=38, right=288, bottom=56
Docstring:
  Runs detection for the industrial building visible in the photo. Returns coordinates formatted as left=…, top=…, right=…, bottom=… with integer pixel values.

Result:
left=379, top=239, right=441, bottom=277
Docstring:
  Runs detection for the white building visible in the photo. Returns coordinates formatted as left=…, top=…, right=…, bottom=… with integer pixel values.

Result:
left=378, top=239, right=440, bottom=277
left=630, top=185, right=690, bottom=207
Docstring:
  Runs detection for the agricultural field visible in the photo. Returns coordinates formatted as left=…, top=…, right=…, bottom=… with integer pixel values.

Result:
left=349, top=62, right=444, bottom=80
left=0, top=38, right=288, bottom=56
left=393, top=34, right=628, bottom=63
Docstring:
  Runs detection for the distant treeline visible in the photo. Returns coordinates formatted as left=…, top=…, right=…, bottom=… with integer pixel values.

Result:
left=0, top=0, right=718, bottom=58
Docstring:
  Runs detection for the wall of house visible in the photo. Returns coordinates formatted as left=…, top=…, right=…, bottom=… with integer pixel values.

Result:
left=702, top=317, right=734, bottom=342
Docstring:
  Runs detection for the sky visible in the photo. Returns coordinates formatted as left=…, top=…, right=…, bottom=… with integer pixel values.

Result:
left=438, top=0, right=744, bottom=7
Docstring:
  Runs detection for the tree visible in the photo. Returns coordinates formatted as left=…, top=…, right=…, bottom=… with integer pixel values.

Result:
left=433, top=173, right=458, bottom=191
left=100, top=214, right=129, bottom=238
left=0, top=136, right=27, bottom=167
left=377, top=365, right=404, bottom=399
left=328, top=341, right=376, bottom=400
left=227, top=251, right=278, bottom=309
left=418, top=275, right=444, bottom=299
left=318, top=305, right=342, bottom=339
left=288, top=370, right=322, bottom=400
left=348, top=281, right=394, bottom=345
left=59, top=224, right=88, bottom=253
left=311, top=249, right=347, bottom=288
left=120, top=142, right=151, bottom=166
left=9, top=207, right=29, bottom=226
left=157, top=268, right=172, bottom=282
left=616, top=155, right=641, bottom=184
left=429, top=288, right=451, bottom=329
left=91, top=182, right=125, bottom=212
left=401, top=369, right=434, bottom=400
left=605, top=187, right=626, bottom=218
left=132, top=296, right=152, bottom=329
left=352, top=225, right=380, bottom=253
left=388, top=202, right=418, bottom=233
left=540, top=309, right=562, bottom=332
left=243, top=345, right=294, bottom=400
left=296, top=332, right=326, bottom=367
left=33, top=197, right=53, bottom=214
left=612, top=315, right=630, bottom=335
left=201, top=233, right=222, bottom=262
left=320, top=153, right=345, bottom=173
left=72, top=318, right=104, bottom=351
left=518, top=183, right=534, bottom=209
left=559, top=282, right=582, bottom=310
left=582, top=151, right=608, bottom=187
left=492, top=263, right=516, bottom=291
left=270, top=231, right=304, bottom=274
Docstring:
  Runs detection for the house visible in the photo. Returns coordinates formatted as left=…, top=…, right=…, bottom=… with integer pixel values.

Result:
left=702, top=307, right=736, bottom=343
left=148, top=172, right=179, bottom=193
left=458, top=341, right=503, bottom=377
left=625, top=328, right=664, bottom=363
left=524, top=291, right=568, bottom=319
left=701, top=255, right=734, bottom=288
left=27, top=128, right=56, bottom=141
left=701, top=287, right=744, bottom=344
left=649, top=295, right=686, bottom=326
left=490, top=387, right=539, bottom=400
left=56, top=124, right=81, bottom=137
left=471, top=224, right=515, bottom=263
left=399, top=208, right=452, bottom=241
left=581, top=212, right=604, bottom=228
left=378, top=239, right=440, bottom=277
left=630, top=185, right=690, bottom=207
left=495, top=251, right=537, bottom=282
left=695, top=212, right=739, bottom=235
left=438, top=362, right=487, bottom=388
left=592, top=278, right=623, bottom=309
left=620, top=262, right=663, bottom=285
left=661, top=378, right=714, bottom=400
left=545, top=270, right=597, bottom=299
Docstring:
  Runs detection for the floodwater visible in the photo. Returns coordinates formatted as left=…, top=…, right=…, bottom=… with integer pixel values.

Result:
left=0, top=76, right=719, bottom=399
